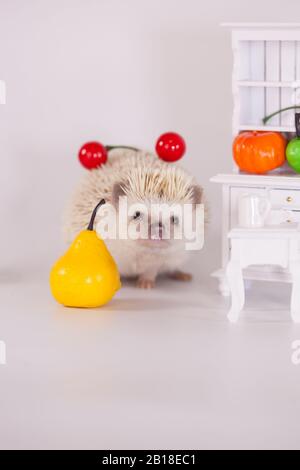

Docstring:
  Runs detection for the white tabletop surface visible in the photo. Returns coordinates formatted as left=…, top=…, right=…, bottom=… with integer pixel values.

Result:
left=1, top=271, right=300, bottom=450
left=229, top=224, right=300, bottom=238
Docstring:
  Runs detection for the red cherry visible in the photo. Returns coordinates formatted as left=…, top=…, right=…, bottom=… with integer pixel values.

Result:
left=155, top=132, right=186, bottom=162
left=78, top=141, right=108, bottom=169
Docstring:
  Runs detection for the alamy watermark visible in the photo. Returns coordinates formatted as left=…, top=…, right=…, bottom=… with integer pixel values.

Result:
left=95, top=199, right=205, bottom=251
left=0, top=80, right=6, bottom=105
left=0, top=340, right=6, bottom=365
left=291, top=340, right=300, bottom=366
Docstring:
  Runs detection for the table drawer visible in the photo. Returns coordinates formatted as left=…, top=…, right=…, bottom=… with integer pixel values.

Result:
left=269, top=189, right=300, bottom=209
left=266, top=209, right=300, bottom=225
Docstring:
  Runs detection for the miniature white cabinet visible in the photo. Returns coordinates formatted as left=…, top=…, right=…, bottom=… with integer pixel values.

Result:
left=211, top=24, right=300, bottom=296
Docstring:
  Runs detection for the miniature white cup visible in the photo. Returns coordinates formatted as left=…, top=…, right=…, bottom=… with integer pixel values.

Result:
left=238, top=193, right=271, bottom=228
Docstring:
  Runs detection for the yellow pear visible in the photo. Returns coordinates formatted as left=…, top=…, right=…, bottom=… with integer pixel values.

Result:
left=50, top=199, right=121, bottom=308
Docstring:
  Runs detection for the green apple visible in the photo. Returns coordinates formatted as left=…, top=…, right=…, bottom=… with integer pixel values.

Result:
left=286, top=113, right=300, bottom=173
left=286, top=137, right=300, bottom=173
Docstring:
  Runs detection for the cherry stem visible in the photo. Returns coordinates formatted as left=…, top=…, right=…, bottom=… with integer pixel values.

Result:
left=262, top=106, right=300, bottom=125
left=87, top=199, right=106, bottom=231
left=105, top=145, right=139, bottom=152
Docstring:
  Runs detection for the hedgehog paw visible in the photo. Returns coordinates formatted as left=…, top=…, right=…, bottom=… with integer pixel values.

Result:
left=136, top=278, right=155, bottom=289
left=169, top=270, right=192, bottom=281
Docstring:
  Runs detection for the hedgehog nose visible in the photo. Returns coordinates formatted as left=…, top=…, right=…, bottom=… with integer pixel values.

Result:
left=158, top=222, right=163, bottom=238
left=150, top=222, right=164, bottom=239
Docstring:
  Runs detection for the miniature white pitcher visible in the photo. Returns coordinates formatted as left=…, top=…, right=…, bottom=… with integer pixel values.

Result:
left=238, top=193, right=271, bottom=228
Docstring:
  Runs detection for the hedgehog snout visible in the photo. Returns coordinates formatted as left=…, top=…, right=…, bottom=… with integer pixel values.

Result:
left=150, top=221, right=164, bottom=240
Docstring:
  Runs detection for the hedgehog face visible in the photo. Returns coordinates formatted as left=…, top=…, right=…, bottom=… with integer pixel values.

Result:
left=111, top=192, right=196, bottom=253
left=128, top=198, right=184, bottom=249
left=109, top=170, right=204, bottom=252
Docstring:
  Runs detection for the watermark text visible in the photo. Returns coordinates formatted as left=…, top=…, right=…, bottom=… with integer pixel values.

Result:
left=291, top=340, right=300, bottom=366
left=0, top=340, right=6, bottom=365
left=95, top=199, right=204, bottom=251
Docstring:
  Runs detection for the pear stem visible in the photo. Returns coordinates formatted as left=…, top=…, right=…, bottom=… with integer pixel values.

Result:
left=87, top=199, right=106, bottom=231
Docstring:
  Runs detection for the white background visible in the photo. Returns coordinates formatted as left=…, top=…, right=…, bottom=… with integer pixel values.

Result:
left=1, top=0, right=300, bottom=450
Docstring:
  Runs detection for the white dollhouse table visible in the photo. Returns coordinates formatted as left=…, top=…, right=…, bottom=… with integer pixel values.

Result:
left=226, top=225, right=300, bottom=323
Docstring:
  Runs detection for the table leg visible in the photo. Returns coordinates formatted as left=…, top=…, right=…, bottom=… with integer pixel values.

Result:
left=218, top=277, right=230, bottom=297
left=226, top=260, right=245, bottom=323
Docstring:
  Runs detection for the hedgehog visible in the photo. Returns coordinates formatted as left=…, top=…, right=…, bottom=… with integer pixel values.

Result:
left=64, top=148, right=204, bottom=288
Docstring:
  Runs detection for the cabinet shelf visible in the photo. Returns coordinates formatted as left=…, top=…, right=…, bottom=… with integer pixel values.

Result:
left=239, top=124, right=295, bottom=132
left=238, top=80, right=299, bottom=88
left=233, top=37, right=300, bottom=133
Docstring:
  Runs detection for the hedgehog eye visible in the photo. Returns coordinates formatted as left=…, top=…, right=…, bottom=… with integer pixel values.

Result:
left=133, top=211, right=142, bottom=220
left=171, top=215, right=179, bottom=225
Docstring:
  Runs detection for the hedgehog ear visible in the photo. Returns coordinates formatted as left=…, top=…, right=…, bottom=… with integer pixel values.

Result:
left=190, top=185, right=203, bottom=205
left=112, top=181, right=127, bottom=206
